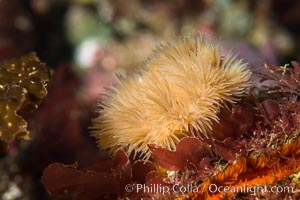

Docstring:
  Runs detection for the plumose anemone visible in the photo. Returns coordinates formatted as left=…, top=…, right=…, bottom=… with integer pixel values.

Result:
left=92, top=34, right=252, bottom=159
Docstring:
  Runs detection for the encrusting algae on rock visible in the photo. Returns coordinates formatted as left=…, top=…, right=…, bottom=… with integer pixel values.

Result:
left=92, top=34, right=252, bottom=159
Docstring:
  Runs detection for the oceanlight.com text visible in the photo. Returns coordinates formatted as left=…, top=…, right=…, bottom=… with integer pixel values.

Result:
left=125, top=183, right=295, bottom=195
